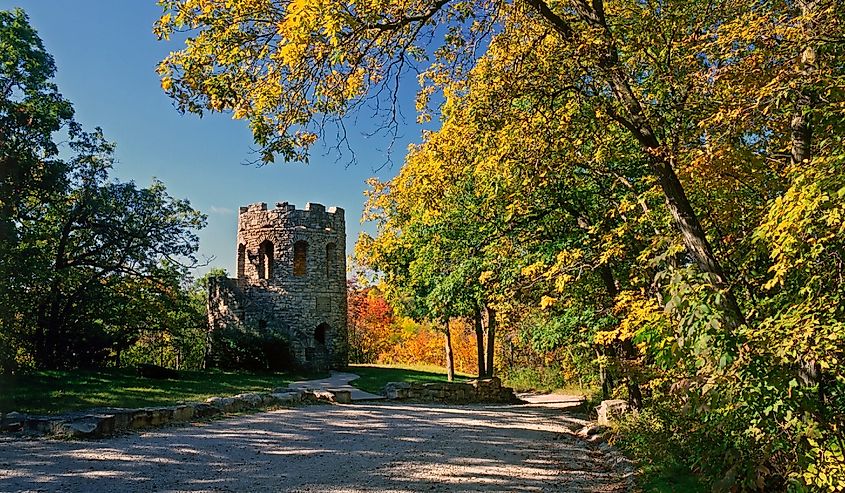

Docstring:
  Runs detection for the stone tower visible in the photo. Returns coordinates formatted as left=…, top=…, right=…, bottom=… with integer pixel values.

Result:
left=207, top=202, right=347, bottom=370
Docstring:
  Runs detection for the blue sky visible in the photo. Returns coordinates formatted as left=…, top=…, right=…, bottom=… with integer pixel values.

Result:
left=4, top=1, right=425, bottom=276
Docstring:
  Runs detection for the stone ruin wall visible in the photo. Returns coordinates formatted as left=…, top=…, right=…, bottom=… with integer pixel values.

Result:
left=383, top=377, right=520, bottom=404
left=208, top=201, right=348, bottom=370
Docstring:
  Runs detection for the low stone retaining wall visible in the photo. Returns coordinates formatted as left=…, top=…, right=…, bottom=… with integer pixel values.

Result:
left=384, top=377, right=521, bottom=404
left=0, top=387, right=350, bottom=439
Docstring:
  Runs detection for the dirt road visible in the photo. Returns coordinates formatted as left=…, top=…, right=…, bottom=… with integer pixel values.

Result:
left=0, top=399, right=630, bottom=492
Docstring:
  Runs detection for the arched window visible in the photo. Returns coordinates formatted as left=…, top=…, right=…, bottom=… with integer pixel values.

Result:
left=293, top=240, right=308, bottom=276
left=314, top=323, right=329, bottom=345
left=258, top=240, right=274, bottom=279
left=237, top=243, right=246, bottom=278
left=325, top=243, right=336, bottom=278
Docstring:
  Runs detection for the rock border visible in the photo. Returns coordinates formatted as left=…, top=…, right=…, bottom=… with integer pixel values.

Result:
left=0, top=387, right=351, bottom=439
left=383, top=377, right=521, bottom=404
left=573, top=399, right=638, bottom=492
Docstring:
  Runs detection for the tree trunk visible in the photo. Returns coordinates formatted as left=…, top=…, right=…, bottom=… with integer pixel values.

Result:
left=621, top=339, right=644, bottom=409
left=203, top=326, right=212, bottom=369
left=36, top=280, right=65, bottom=369
left=611, top=68, right=745, bottom=328
left=528, top=0, right=745, bottom=327
left=792, top=0, right=826, bottom=424
left=597, top=348, right=614, bottom=400
left=473, top=308, right=486, bottom=378
left=599, top=263, right=644, bottom=407
left=791, top=108, right=812, bottom=167
left=485, top=306, right=496, bottom=378
left=34, top=307, right=48, bottom=368
left=444, top=318, right=455, bottom=382
left=791, top=0, right=817, bottom=168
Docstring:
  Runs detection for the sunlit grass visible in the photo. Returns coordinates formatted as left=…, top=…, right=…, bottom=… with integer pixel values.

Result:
left=0, top=368, right=323, bottom=415
left=348, top=363, right=472, bottom=395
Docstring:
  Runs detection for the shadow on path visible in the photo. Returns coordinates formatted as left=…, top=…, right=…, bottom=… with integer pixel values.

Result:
left=0, top=401, right=626, bottom=492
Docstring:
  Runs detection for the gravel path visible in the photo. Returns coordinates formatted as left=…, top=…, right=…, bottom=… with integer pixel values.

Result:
left=0, top=400, right=629, bottom=492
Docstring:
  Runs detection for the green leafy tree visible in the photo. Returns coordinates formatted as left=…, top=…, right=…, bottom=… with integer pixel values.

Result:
left=0, top=8, right=75, bottom=369
left=0, top=8, right=74, bottom=242
left=1, top=10, right=207, bottom=372
left=122, top=266, right=221, bottom=370
left=25, top=127, right=206, bottom=369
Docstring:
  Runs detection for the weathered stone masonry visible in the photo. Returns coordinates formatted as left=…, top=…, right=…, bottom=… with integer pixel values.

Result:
left=208, top=202, right=348, bottom=370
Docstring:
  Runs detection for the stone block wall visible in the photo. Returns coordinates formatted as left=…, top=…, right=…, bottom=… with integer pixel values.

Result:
left=384, top=377, right=521, bottom=404
left=0, top=389, right=345, bottom=439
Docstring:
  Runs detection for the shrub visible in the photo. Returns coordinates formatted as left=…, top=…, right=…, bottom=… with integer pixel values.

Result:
left=209, top=327, right=295, bottom=371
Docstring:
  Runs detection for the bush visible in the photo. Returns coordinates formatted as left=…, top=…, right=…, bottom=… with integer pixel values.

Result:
left=209, top=327, right=295, bottom=371
left=122, top=325, right=207, bottom=371
left=611, top=382, right=845, bottom=493
left=613, top=405, right=724, bottom=492
left=0, top=334, right=15, bottom=374
left=501, top=365, right=571, bottom=393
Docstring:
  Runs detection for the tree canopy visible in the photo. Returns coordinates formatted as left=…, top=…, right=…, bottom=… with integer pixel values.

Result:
left=155, top=0, right=845, bottom=489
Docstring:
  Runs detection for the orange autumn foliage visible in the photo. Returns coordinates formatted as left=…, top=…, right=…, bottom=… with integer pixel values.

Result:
left=347, top=285, right=396, bottom=363
left=347, top=286, right=479, bottom=375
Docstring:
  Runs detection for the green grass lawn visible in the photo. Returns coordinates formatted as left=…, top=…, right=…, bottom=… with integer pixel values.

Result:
left=0, top=368, right=323, bottom=415
left=348, top=363, right=472, bottom=394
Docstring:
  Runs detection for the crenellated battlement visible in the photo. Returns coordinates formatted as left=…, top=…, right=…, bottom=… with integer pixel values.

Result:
left=237, top=202, right=345, bottom=234
left=238, top=201, right=344, bottom=216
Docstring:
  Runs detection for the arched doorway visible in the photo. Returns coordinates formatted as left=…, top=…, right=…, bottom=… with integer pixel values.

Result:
left=314, top=323, right=329, bottom=345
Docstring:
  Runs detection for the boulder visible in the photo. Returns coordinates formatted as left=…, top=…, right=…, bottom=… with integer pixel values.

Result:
left=61, top=420, right=98, bottom=437
left=305, top=390, right=336, bottom=402
left=58, top=415, right=118, bottom=438
left=25, top=417, right=67, bottom=435
left=270, top=391, right=303, bottom=404
left=330, top=390, right=352, bottom=404
left=577, top=423, right=608, bottom=442
left=234, top=393, right=264, bottom=408
left=1, top=412, right=25, bottom=432
left=148, top=407, right=174, bottom=426
left=129, top=409, right=153, bottom=429
left=172, top=405, right=195, bottom=422
left=471, top=377, right=502, bottom=390
left=207, top=396, right=237, bottom=412
left=259, top=393, right=279, bottom=406
left=596, top=399, right=630, bottom=426
left=384, top=382, right=411, bottom=399
left=110, top=410, right=134, bottom=431
left=191, top=403, right=220, bottom=418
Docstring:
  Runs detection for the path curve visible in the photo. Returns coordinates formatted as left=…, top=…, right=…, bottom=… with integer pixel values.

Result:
left=0, top=376, right=631, bottom=492
left=288, top=371, right=385, bottom=401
